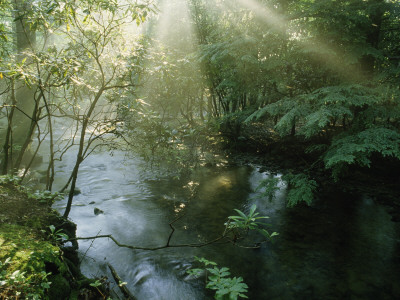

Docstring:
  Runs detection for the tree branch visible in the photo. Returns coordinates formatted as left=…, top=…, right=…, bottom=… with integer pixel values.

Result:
left=69, top=233, right=230, bottom=251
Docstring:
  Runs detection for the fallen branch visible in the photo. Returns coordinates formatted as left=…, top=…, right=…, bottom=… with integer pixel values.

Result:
left=69, top=214, right=231, bottom=250
left=108, top=263, right=137, bottom=300
left=167, top=214, right=185, bottom=246
left=69, top=234, right=229, bottom=251
left=68, top=215, right=272, bottom=251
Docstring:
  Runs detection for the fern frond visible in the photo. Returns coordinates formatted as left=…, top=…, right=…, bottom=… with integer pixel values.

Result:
left=324, top=127, right=400, bottom=168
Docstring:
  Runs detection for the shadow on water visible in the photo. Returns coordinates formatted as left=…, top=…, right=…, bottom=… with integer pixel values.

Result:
left=263, top=193, right=400, bottom=300
left=51, top=150, right=400, bottom=299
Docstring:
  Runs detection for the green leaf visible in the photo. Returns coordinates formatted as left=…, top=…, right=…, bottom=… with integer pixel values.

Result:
left=233, top=209, right=247, bottom=219
left=187, top=268, right=203, bottom=277
left=49, top=225, right=55, bottom=233
left=90, top=280, right=102, bottom=287
left=249, top=204, right=257, bottom=217
left=324, top=127, right=400, bottom=170
left=283, top=174, right=318, bottom=207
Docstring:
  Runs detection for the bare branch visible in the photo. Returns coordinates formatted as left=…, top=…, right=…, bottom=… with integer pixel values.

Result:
left=166, top=214, right=186, bottom=247
left=70, top=233, right=230, bottom=251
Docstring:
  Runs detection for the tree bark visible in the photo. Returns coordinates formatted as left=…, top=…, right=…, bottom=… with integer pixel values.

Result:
left=13, top=0, right=37, bottom=157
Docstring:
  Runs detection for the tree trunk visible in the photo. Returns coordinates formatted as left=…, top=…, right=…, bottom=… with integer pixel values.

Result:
left=1, top=80, right=16, bottom=175
left=63, top=89, right=104, bottom=219
left=291, top=117, right=296, bottom=136
left=13, top=0, right=37, bottom=158
left=361, top=0, right=385, bottom=77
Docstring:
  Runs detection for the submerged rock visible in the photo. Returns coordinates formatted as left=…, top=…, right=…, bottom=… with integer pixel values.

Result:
left=65, top=188, right=81, bottom=196
left=94, top=207, right=104, bottom=215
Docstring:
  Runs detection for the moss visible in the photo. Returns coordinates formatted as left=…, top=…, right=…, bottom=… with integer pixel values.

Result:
left=47, top=274, right=71, bottom=299
left=0, top=223, right=67, bottom=299
left=0, top=184, right=67, bottom=299
left=0, top=181, right=108, bottom=299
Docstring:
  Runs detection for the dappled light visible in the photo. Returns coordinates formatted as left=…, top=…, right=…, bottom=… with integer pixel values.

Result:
left=0, top=0, right=399, bottom=299
left=234, top=0, right=363, bottom=81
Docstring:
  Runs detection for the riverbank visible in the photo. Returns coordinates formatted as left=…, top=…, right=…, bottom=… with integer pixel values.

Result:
left=0, top=178, right=107, bottom=299
left=225, top=124, right=400, bottom=221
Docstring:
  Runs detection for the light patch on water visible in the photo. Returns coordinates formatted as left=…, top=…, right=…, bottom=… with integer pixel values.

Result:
left=247, top=168, right=287, bottom=217
left=174, top=203, right=186, bottom=213
left=129, top=260, right=201, bottom=300
left=44, top=129, right=400, bottom=300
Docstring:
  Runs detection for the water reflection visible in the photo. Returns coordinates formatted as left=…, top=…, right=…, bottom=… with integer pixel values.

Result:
left=52, top=151, right=400, bottom=299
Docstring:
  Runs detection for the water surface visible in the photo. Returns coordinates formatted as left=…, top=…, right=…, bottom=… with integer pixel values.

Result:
left=50, top=149, right=400, bottom=299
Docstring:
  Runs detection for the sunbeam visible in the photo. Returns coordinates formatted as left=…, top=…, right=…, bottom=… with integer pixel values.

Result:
left=154, top=0, right=197, bottom=51
left=1, top=0, right=398, bottom=299
left=227, top=0, right=363, bottom=81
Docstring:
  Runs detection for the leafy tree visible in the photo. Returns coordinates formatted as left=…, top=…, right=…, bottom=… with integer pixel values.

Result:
left=0, top=0, right=155, bottom=217
left=116, top=0, right=400, bottom=206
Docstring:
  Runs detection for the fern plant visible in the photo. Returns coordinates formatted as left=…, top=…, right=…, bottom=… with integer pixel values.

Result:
left=187, top=257, right=248, bottom=300
left=246, top=83, right=400, bottom=192
left=282, top=173, right=318, bottom=207
left=323, top=126, right=400, bottom=180
left=254, top=176, right=280, bottom=202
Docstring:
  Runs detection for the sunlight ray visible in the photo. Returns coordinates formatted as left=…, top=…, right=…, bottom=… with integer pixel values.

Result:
left=231, top=0, right=362, bottom=81
left=134, top=0, right=208, bottom=124
left=154, top=0, right=197, bottom=50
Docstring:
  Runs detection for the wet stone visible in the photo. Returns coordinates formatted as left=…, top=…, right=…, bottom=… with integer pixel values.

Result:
left=94, top=207, right=104, bottom=215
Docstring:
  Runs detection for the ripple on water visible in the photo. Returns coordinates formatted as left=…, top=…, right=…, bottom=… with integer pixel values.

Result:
left=49, top=147, right=400, bottom=300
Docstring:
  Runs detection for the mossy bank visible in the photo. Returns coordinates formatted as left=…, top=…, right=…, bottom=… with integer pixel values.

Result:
left=0, top=178, right=106, bottom=299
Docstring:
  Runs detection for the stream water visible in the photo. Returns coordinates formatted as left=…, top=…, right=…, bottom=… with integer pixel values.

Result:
left=47, top=148, right=400, bottom=300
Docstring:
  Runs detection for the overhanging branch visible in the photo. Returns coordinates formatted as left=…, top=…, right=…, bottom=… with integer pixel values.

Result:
left=69, top=233, right=229, bottom=251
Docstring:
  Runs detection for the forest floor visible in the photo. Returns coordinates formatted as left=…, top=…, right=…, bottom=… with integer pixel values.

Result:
left=0, top=182, right=106, bottom=299
left=0, top=183, right=50, bottom=224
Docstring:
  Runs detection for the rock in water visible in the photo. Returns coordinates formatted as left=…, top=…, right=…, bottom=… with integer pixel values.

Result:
left=94, top=207, right=104, bottom=215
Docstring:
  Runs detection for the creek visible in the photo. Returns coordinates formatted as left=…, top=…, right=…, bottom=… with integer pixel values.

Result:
left=47, top=147, right=400, bottom=300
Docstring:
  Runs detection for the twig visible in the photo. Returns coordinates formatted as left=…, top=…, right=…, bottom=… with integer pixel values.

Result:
left=80, top=230, right=102, bottom=264
left=166, top=213, right=186, bottom=246
left=107, top=263, right=137, bottom=300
